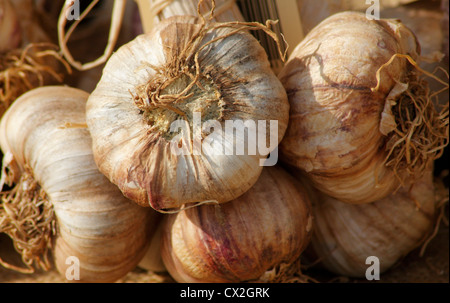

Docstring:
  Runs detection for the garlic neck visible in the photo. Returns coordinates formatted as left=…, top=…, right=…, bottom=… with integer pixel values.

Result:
left=134, top=72, right=224, bottom=140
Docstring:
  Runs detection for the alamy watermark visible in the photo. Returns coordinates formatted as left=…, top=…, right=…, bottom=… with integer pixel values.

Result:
left=365, top=256, right=381, bottom=280
left=64, top=255, right=381, bottom=281
left=65, top=0, right=380, bottom=21
left=65, top=256, right=80, bottom=281
left=167, top=112, right=279, bottom=166
left=65, top=0, right=80, bottom=21
left=365, top=0, right=380, bottom=20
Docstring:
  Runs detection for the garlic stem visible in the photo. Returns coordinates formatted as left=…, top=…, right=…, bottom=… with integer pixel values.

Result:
left=57, top=0, right=126, bottom=71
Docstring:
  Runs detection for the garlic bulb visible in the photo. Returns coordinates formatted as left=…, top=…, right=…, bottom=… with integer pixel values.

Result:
left=279, top=11, right=447, bottom=204
left=308, top=170, right=436, bottom=278
left=86, top=15, right=289, bottom=211
left=0, top=86, right=159, bottom=282
left=160, top=166, right=313, bottom=283
left=0, top=0, right=21, bottom=53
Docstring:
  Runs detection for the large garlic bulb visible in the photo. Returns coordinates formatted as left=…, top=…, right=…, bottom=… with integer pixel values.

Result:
left=0, top=86, right=159, bottom=282
left=309, top=171, right=436, bottom=278
left=278, top=11, right=432, bottom=204
left=160, top=166, right=313, bottom=283
left=86, top=15, right=289, bottom=211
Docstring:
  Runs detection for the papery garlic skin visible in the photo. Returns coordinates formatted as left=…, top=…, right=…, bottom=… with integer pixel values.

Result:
left=278, top=11, right=420, bottom=204
left=309, top=171, right=435, bottom=278
left=0, top=86, right=158, bottom=282
left=160, top=166, right=313, bottom=283
left=86, top=16, right=289, bottom=211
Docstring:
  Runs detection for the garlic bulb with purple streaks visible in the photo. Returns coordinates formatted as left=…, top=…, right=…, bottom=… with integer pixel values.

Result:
left=160, top=166, right=313, bottom=282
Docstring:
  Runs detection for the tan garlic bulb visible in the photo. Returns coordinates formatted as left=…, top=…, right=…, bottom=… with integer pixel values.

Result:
left=160, top=166, right=313, bottom=283
left=309, top=170, right=436, bottom=278
left=86, top=15, right=289, bottom=211
left=279, top=11, right=447, bottom=204
left=0, top=86, right=159, bottom=282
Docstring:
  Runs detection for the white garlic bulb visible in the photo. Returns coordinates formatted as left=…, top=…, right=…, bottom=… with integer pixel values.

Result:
left=86, top=15, right=289, bottom=211
left=278, top=11, right=447, bottom=204
left=0, top=86, right=159, bottom=282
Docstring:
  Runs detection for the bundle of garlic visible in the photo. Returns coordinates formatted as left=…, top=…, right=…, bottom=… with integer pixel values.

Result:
left=160, top=166, right=313, bottom=282
left=86, top=6, right=289, bottom=211
left=308, top=169, right=436, bottom=278
left=279, top=11, right=449, bottom=204
left=0, top=86, right=160, bottom=282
